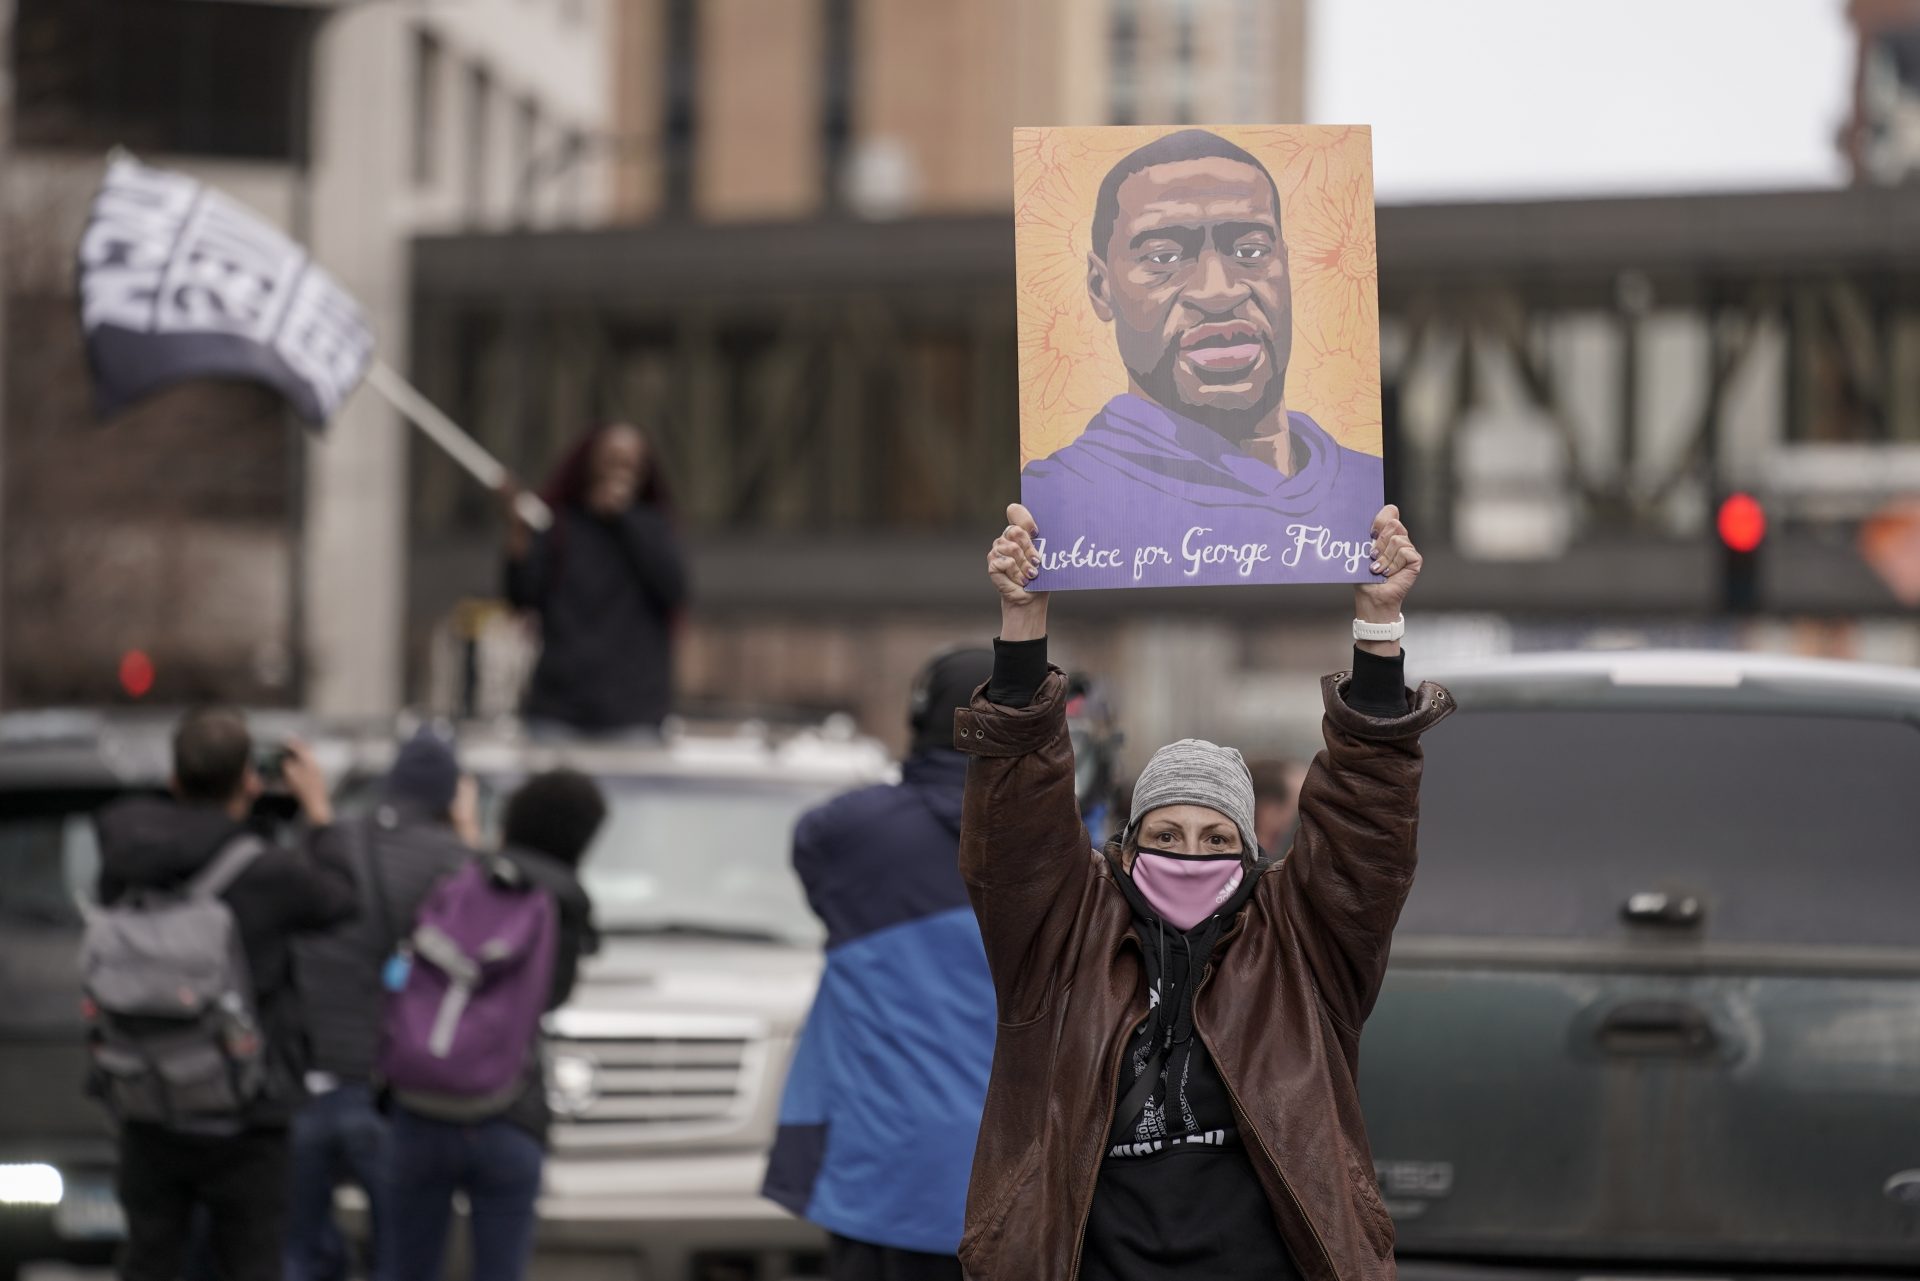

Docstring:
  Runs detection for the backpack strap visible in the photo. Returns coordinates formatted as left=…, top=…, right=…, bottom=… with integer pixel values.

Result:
left=190, top=833, right=269, bottom=901
left=411, top=923, right=481, bottom=1058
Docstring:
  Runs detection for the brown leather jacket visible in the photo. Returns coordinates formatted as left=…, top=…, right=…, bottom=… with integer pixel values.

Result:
left=953, top=666, right=1453, bottom=1281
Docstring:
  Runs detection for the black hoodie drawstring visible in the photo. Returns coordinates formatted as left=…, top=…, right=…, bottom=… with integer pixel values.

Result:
left=1156, top=918, right=1169, bottom=1047
left=1162, top=917, right=1224, bottom=1140
left=1119, top=910, right=1228, bottom=1143
left=1110, top=847, right=1267, bottom=1147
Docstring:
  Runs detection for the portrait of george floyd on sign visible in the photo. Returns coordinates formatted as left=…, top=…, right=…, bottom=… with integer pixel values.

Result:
left=1014, top=124, right=1385, bottom=590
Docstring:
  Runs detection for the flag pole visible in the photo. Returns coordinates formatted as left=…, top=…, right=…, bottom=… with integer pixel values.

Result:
left=364, top=359, right=553, bottom=531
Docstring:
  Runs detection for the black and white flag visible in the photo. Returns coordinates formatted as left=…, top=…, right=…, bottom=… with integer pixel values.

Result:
left=77, top=155, right=374, bottom=425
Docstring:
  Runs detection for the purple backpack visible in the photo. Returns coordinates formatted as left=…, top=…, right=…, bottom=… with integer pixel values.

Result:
left=379, top=855, right=556, bottom=1120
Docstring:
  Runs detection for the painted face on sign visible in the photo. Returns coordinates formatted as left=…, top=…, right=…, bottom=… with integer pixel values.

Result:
left=1088, top=156, right=1292, bottom=448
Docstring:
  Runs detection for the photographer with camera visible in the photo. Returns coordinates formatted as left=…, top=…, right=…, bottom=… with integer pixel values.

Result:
left=91, top=708, right=357, bottom=1281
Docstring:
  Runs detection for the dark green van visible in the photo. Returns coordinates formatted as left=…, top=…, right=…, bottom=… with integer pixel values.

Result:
left=1367, top=651, right=1920, bottom=1278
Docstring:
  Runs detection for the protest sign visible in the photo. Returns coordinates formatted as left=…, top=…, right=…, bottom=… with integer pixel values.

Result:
left=78, top=155, right=373, bottom=425
left=1014, top=125, right=1384, bottom=590
left=75, top=155, right=551, bottom=527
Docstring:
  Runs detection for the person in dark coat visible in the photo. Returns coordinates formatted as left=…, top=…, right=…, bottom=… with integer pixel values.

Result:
left=95, top=709, right=358, bottom=1281
left=503, top=423, right=688, bottom=736
left=284, top=730, right=475, bottom=1281
left=381, top=769, right=603, bottom=1281
left=763, top=648, right=999, bottom=1280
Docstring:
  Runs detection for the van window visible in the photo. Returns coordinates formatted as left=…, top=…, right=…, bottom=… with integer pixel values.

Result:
left=0, top=790, right=117, bottom=926
left=1401, top=709, right=1920, bottom=947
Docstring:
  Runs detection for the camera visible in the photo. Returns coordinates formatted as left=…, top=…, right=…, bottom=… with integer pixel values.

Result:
left=252, top=743, right=291, bottom=783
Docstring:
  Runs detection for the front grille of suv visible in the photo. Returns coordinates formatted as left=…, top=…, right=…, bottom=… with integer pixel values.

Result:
left=543, top=1010, right=770, bottom=1151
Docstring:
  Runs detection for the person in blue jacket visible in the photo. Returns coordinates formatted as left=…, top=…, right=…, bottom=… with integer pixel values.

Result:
left=763, top=647, right=999, bottom=1281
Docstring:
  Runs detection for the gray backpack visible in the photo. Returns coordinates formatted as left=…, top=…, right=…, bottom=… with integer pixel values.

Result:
left=80, top=835, right=269, bottom=1133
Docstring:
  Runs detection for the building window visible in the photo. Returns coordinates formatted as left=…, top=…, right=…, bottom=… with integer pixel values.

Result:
left=822, top=0, right=855, bottom=208
left=14, top=0, right=319, bottom=160
left=662, top=0, right=697, bottom=215
left=466, top=64, right=493, bottom=221
left=514, top=96, right=542, bottom=221
left=1109, top=0, right=1141, bottom=125
left=412, top=30, right=443, bottom=188
left=1233, top=0, right=1263, bottom=121
left=1171, top=0, right=1197, bottom=124
left=1859, top=24, right=1920, bottom=184
left=558, top=129, right=588, bottom=221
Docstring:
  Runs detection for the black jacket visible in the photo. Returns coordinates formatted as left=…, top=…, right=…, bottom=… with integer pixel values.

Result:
left=1082, top=855, right=1297, bottom=1281
left=499, top=845, right=597, bottom=1144
left=95, top=797, right=359, bottom=1129
left=292, top=803, right=471, bottom=1083
left=505, top=504, right=687, bottom=731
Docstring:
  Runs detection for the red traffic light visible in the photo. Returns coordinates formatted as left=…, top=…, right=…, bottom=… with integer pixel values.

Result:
left=1716, top=493, right=1766, bottom=554
left=118, top=649, right=155, bottom=699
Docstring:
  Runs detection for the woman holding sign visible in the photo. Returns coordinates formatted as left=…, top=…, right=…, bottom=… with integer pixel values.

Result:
left=952, top=501, right=1450, bottom=1281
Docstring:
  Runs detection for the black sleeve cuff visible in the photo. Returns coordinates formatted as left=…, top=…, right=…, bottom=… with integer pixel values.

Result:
left=987, top=636, right=1049, bottom=709
left=1344, top=645, right=1409, bottom=719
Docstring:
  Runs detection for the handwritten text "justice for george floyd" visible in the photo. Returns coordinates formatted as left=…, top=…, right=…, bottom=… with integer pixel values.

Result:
left=1033, top=525, right=1376, bottom=581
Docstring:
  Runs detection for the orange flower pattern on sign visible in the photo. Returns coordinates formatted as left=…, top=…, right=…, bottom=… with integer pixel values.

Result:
left=1013, top=125, right=1381, bottom=467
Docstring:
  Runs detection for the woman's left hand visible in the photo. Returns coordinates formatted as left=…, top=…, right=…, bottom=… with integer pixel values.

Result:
left=1355, top=505, right=1421, bottom=622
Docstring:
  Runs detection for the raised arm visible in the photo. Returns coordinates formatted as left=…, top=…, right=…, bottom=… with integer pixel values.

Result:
left=614, top=506, right=690, bottom=613
left=503, top=527, right=553, bottom=611
left=954, top=504, right=1095, bottom=1024
left=1267, top=506, right=1454, bottom=1038
left=275, top=739, right=360, bottom=932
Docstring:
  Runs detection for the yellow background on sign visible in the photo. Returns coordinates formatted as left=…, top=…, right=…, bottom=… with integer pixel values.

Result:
left=1013, top=124, right=1381, bottom=467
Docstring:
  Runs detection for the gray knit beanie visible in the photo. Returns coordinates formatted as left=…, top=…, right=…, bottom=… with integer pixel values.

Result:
left=1125, top=738, right=1259, bottom=853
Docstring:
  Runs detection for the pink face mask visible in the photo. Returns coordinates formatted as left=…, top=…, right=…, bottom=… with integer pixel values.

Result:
left=1130, top=852, right=1245, bottom=931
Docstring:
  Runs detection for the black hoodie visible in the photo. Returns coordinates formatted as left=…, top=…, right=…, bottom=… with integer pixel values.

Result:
left=1079, top=852, right=1301, bottom=1281
left=495, top=844, right=598, bottom=1145
left=95, top=797, right=359, bottom=1129
left=505, top=504, right=687, bottom=731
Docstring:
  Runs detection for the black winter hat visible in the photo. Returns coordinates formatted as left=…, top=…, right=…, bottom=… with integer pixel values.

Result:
left=385, top=729, right=460, bottom=817
left=909, top=646, right=995, bottom=755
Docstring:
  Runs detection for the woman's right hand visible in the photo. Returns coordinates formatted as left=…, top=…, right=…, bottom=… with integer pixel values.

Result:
left=989, top=503, right=1050, bottom=640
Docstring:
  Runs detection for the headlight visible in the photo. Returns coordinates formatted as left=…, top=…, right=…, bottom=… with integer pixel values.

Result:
left=547, top=1053, right=600, bottom=1119
left=0, top=1164, right=63, bottom=1206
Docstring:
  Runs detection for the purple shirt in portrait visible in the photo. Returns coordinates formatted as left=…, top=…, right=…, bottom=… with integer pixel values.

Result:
left=1019, top=394, right=1384, bottom=590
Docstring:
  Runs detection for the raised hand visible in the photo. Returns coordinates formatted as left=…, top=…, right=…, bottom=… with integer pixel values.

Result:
left=988, top=503, right=1050, bottom=640
left=1355, top=504, right=1421, bottom=624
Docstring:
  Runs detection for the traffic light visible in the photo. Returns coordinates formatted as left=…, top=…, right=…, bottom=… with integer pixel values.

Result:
left=1716, top=492, right=1766, bottom=613
left=117, top=649, right=155, bottom=700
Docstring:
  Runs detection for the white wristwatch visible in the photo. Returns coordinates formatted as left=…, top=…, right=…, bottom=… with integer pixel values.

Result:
left=1353, top=615, right=1405, bottom=643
